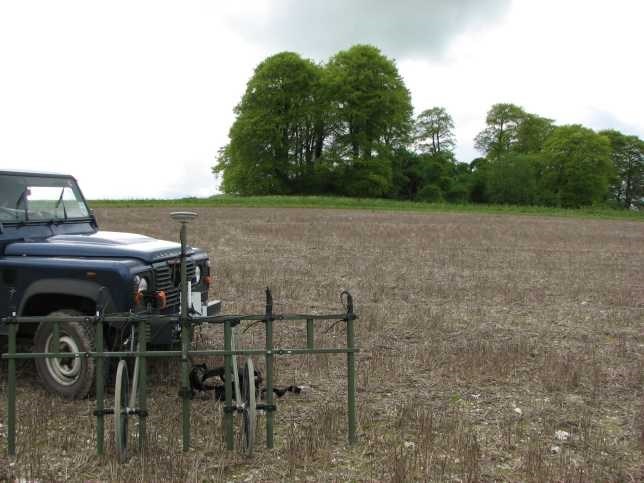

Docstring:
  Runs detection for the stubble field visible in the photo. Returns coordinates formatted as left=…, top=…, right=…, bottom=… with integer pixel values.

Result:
left=1, top=207, right=643, bottom=481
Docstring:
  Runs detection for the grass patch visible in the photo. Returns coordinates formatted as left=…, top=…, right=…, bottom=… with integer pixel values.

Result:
left=89, top=195, right=644, bottom=221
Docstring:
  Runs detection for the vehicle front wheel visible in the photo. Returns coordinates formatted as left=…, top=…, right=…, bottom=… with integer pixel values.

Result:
left=33, top=310, right=96, bottom=399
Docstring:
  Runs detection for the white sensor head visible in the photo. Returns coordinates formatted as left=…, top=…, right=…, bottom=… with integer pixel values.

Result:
left=170, top=211, right=198, bottom=223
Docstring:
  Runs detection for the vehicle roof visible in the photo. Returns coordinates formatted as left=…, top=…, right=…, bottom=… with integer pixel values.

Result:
left=0, top=169, right=74, bottom=179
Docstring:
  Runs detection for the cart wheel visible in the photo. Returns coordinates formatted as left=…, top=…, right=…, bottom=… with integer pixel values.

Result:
left=114, top=359, right=129, bottom=462
left=241, top=358, right=256, bottom=456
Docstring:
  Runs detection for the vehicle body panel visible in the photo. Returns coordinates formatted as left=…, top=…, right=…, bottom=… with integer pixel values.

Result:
left=5, top=230, right=199, bottom=264
left=0, top=170, right=217, bottom=344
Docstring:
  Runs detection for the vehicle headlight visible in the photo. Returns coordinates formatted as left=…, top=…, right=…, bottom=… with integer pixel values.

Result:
left=133, top=275, right=149, bottom=305
left=134, top=275, right=149, bottom=293
left=192, top=265, right=201, bottom=285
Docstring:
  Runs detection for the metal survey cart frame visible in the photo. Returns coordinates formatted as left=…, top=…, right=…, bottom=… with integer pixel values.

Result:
left=1, top=212, right=359, bottom=459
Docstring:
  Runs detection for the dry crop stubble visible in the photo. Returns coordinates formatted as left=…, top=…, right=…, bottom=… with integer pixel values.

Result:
left=1, top=207, right=643, bottom=481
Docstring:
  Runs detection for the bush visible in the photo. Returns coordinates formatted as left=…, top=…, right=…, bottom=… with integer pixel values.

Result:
left=416, top=184, right=444, bottom=202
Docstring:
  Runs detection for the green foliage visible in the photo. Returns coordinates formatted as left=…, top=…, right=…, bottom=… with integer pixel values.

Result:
left=599, top=129, right=644, bottom=208
left=486, top=154, right=539, bottom=205
left=540, top=125, right=614, bottom=207
left=474, top=103, right=527, bottom=158
left=214, top=51, right=642, bottom=211
left=390, top=148, right=423, bottom=200
left=213, top=52, right=325, bottom=195
left=326, top=45, right=413, bottom=159
left=416, top=184, right=444, bottom=202
left=474, top=104, right=554, bottom=158
left=468, top=158, right=489, bottom=203
left=390, top=148, right=465, bottom=202
left=323, top=45, right=413, bottom=196
left=474, top=110, right=621, bottom=208
left=515, top=114, right=555, bottom=154
left=337, top=156, right=394, bottom=198
left=444, top=162, right=472, bottom=203
left=415, top=107, right=455, bottom=154
left=416, top=152, right=454, bottom=199
left=215, top=45, right=412, bottom=198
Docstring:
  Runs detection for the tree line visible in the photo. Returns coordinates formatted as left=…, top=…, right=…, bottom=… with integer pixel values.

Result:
left=214, top=45, right=643, bottom=209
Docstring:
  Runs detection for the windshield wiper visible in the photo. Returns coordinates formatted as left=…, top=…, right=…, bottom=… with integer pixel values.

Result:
left=15, top=188, right=29, bottom=222
left=55, top=188, right=68, bottom=221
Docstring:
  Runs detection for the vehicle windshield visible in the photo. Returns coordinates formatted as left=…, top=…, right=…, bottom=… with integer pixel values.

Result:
left=0, top=174, right=90, bottom=223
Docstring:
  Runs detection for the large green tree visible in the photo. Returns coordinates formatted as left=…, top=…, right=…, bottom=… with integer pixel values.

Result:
left=472, top=103, right=553, bottom=205
left=214, top=52, right=325, bottom=195
left=540, top=125, right=613, bottom=207
left=474, top=103, right=527, bottom=158
left=414, top=106, right=455, bottom=155
left=474, top=103, right=554, bottom=158
left=599, top=129, right=644, bottom=208
left=390, top=107, right=456, bottom=200
left=514, top=113, right=555, bottom=154
left=324, top=45, right=413, bottom=197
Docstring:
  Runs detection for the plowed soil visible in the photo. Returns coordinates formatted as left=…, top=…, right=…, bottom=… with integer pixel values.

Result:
left=1, top=207, right=643, bottom=481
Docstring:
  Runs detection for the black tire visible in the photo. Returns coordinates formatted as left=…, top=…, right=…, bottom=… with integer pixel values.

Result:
left=33, top=310, right=96, bottom=399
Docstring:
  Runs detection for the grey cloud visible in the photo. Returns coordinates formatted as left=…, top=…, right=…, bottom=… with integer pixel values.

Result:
left=586, top=110, right=644, bottom=139
left=228, top=0, right=511, bottom=60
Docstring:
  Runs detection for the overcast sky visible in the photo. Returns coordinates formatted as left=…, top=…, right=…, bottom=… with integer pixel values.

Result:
left=1, top=0, right=642, bottom=199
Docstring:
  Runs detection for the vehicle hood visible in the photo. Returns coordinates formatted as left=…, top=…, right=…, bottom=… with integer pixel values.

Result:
left=5, top=231, right=192, bottom=263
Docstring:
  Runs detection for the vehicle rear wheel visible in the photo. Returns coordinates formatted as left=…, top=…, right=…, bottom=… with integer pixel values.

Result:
left=33, top=310, right=95, bottom=399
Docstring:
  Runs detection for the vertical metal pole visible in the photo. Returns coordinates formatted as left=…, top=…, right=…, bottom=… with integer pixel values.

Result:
left=7, top=319, right=17, bottom=457
left=231, top=327, right=242, bottom=407
left=265, top=288, right=274, bottom=449
left=306, top=318, right=314, bottom=349
left=52, top=320, right=60, bottom=370
left=346, top=314, right=357, bottom=445
left=137, top=317, right=147, bottom=451
left=179, top=221, right=191, bottom=452
left=223, top=320, right=234, bottom=450
left=95, top=313, right=104, bottom=456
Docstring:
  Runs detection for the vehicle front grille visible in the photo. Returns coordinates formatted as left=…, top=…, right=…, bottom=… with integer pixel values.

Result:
left=153, top=258, right=196, bottom=312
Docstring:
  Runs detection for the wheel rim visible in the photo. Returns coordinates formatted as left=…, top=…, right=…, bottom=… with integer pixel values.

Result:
left=44, top=333, right=82, bottom=386
left=114, top=360, right=129, bottom=462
